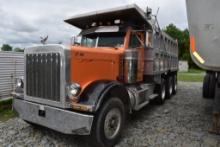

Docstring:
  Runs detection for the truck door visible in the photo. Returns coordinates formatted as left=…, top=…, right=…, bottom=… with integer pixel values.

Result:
left=128, top=31, right=145, bottom=83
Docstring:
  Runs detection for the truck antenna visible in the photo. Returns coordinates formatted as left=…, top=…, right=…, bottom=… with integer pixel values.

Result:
left=152, top=7, right=161, bottom=32
left=156, top=7, right=160, bottom=17
left=152, top=7, right=168, bottom=52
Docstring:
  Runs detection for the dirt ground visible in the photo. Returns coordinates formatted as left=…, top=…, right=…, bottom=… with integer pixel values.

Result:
left=1, top=82, right=220, bottom=147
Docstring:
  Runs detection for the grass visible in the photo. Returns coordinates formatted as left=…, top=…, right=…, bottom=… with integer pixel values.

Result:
left=181, top=68, right=204, bottom=74
left=178, top=68, right=205, bottom=82
left=0, top=99, right=17, bottom=122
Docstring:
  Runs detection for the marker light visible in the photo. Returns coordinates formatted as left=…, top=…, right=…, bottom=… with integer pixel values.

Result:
left=190, top=36, right=205, bottom=64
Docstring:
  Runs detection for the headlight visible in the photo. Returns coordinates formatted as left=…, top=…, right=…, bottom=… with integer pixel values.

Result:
left=16, top=78, right=24, bottom=88
left=67, top=83, right=81, bottom=100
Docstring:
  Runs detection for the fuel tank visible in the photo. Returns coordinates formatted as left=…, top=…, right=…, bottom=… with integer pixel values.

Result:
left=124, top=49, right=139, bottom=83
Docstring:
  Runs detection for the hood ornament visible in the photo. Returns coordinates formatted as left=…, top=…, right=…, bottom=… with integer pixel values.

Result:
left=40, top=35, right=48, bottom=45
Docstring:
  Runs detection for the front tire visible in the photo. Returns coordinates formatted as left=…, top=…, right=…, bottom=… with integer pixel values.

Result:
left=91, top=97, right=125, bottom=147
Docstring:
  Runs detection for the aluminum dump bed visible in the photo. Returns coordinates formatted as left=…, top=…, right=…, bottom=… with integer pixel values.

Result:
left=186, top=0, right=220, bottom=71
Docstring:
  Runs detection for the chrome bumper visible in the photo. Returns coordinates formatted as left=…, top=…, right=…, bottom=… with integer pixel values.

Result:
left=13, top=98, right=94, bottom=135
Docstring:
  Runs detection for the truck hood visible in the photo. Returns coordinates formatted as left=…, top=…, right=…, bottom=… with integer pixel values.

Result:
left=70, top=46, right=124, bottom=91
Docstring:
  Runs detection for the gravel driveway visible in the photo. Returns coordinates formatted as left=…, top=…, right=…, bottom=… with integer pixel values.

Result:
left=1, top=82, right=220, bottom=147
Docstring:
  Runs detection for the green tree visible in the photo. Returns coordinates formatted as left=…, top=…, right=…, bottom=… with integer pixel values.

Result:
left=1, top=44, right=13, bottom=51
left=14, top=47, right=24, bottom=52
left=164, top=24, right=197, bottom=68
left=164, top=24, right=186, bottom=58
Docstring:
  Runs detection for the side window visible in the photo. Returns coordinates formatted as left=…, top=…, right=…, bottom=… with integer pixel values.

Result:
left=129, top=33, right=141, bottom=48
left=81, top=36, right=96, bottom=48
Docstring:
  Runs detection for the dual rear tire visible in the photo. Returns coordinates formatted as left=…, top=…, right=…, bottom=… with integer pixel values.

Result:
left=165, top=76, right=173, bottom=99
left=155, top=73, right=177, bottom=104
left=172, top=74, right=177, bottom=94
left=166, top=74, right=177, bottom=98
left=203, top=72, right=216, bottom=99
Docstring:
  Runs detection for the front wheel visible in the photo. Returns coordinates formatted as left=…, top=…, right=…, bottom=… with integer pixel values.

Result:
left=91, top=97, right=125, bottom=147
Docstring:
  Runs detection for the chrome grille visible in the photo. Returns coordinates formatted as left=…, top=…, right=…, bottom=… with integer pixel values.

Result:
left=26, top=53, right=61, bottom=101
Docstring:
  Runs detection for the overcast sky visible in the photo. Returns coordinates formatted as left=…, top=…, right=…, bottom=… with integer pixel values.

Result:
left=0, top=0, right=188, bottom=48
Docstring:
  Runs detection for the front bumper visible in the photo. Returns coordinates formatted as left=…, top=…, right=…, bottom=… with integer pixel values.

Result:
left=13, top=98, right=94, bottom=135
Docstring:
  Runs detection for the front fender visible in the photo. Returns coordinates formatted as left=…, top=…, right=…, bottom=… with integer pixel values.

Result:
left=79, top=81, right=130, bottom=112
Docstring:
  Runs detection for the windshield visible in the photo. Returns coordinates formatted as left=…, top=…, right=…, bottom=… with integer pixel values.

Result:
left=81, top=32, right=125, bottom=48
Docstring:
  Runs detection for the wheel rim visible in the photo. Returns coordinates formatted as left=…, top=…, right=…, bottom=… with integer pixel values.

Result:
left=104, top=108, right=122, bottom=140
left=161, top=85, right=166, bottom=100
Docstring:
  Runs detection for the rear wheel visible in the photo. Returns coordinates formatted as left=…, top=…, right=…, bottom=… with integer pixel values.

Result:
left=165, top=76, right=173, bottom=99
left=91, top=97, right=125, bottom=147
left=155, top=79, right=166, bottom=105
left=203, top=72, right=216, bottom=99
left=203, top=74, right=209, bottom=98
left=172, top=74, right=177, bottom=94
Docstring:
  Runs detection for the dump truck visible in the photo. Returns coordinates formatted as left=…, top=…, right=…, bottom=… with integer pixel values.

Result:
left=13, top=4, right=178, bottom=147
left=186, top=0, right=220, bottom=99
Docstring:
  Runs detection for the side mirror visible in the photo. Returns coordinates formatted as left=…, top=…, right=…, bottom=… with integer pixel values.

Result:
left=146, top=30, right=153, bottom=47
left=71, top=36, right=81, bottom=46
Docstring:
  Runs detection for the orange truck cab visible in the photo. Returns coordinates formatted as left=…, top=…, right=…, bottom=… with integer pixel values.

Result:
left=13, top=4, right=178, bottom=147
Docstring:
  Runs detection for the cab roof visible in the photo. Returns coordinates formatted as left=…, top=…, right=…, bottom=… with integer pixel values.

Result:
left=64, top=4, right=152, bottom=30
